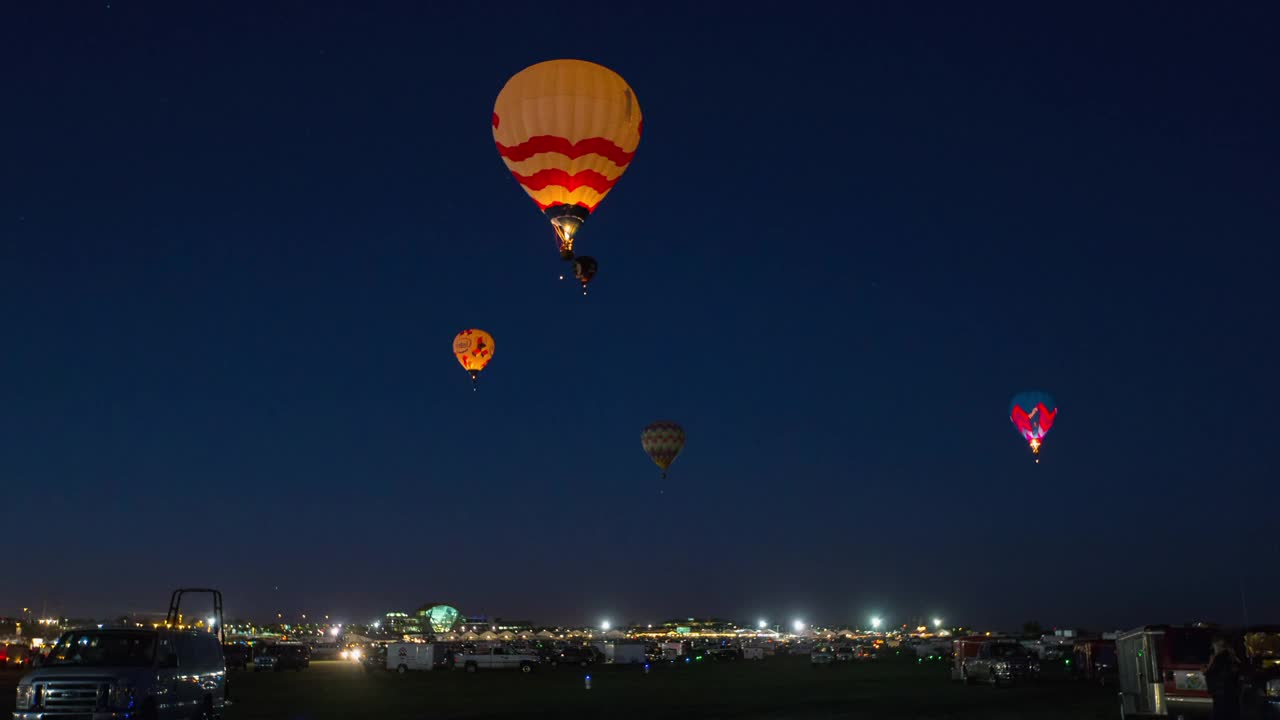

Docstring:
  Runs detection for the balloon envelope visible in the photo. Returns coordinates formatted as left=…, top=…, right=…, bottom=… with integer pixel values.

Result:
left=1009, top=391, right=1057, bottom=453
left=493, top=59, right=642, bottom=258
left=641, top=421, right=685, bottom=474
left=453, top=329, right=495, bottom=375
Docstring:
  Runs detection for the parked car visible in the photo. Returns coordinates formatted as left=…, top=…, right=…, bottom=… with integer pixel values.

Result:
left=1240, top=625, right=1280, bottom=719
left=13, top=627, right=226, bottom=720
left=834, top=647, right=855, bottom=662
left=960, top=640, right=1039, bottom=686
left=362, top=644, right=388, bottom=673
left=550, top=646, right=597, bottom=668
left=223, top=642, right=250, bottom=670
left=855, top=645, right=877, bottom=661
left=455, top=646, right=540, bottom=673
left=1, top=643, right=34, bottom=669
left=811, top=646, right=835, bottom=667
left=256, top=642, right=310, bottom=672
left=1070, top=638, right=1117, bottom=686
left=707, top=646, right=742, bottom=662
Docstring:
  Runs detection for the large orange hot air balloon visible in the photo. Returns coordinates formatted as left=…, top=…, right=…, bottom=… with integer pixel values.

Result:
left=453, top=329, right=494, bottom=389
left=641, top=421, right=685, bottom=479
left=493, top=59, right=643, bottom=261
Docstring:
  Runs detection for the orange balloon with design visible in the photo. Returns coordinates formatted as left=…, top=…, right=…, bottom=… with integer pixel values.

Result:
left=493, top=59, right=642, bottom=262
left=453, top=329, right=494, bottom=390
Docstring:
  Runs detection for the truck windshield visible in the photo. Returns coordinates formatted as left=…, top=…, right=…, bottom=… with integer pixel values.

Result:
left=991, top=644, right=1027, bottom=658
left=47, top=631, right=156, bottom=667
left=1244, top=632, right=1280, bottom=660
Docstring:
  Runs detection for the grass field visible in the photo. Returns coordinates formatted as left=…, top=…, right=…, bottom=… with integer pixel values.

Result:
left=3, top=657, right=1120, bottom=719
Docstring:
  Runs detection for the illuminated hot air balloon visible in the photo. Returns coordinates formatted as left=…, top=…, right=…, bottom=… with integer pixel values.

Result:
left=493, top=59, right=642, bottom=262
left=453, top=329, right=494, bottom=389
left=641, top=421, right=685, bottom=479
left=1009, top=391, right=1057, bottom=463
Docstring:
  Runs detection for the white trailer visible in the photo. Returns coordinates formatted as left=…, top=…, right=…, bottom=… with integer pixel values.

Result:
left=605, top=642, right=648, bottom=665
left=387, top=642, right=437, bottom=673
left=662, top=641, right=685, bottom=661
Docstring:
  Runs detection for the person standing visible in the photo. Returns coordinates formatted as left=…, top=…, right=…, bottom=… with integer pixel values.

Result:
left=1204, top=635, right=1241, bottom=720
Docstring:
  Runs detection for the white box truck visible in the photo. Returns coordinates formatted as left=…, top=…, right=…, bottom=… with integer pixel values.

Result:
left=387, top=642, right=437, bottom=673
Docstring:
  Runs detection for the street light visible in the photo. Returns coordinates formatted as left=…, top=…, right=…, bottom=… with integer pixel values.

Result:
left=933, top=618, right=942, bottom=629
left=870, top=616, right=882, bottom=630
left=601, top=620, right=611, bottom=631
left=793, top=620, right=805, bottom=633
left=758, top=619, right=767, bottom=630
left=206, top=617, right=216, bottom=628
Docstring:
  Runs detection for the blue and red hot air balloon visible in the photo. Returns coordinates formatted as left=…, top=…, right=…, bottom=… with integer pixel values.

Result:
left=1009, top=391, right=1057, bottom=463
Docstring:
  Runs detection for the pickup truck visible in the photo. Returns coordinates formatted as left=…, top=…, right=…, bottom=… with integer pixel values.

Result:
left=455, top=646, right=541, bottom=673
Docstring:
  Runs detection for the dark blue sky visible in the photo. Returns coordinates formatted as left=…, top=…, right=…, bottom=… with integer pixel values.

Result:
left=3, top=3, right=1277, bottom=630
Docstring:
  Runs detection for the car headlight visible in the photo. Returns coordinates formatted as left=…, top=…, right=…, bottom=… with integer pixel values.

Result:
left=15, top=684, right=36, bottom=710
left=1266, top=679, right=1280, bottom=698
left=994, top=661, right=1009, bottom=672
left=108, top=685, right=136, bottom=710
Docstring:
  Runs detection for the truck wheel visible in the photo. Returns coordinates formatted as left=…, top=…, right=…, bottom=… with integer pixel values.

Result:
left=465, top=662, right=478, bottom=673
left=397, top=664, right=408, bottom=674
left=520, top=663, right=532, bottom=673
left=579, top=660, right=588, bottom=668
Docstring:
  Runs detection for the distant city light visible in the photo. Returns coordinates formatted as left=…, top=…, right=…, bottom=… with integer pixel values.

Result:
left=871, top=616, right=882, bottom=630
left=933, top=618, right=943, bottom=628
left=793, top=620, right=805, bottom=633
left=329, top=627, right=339, bottom=637
left=758, top=619, right=767, bottom=629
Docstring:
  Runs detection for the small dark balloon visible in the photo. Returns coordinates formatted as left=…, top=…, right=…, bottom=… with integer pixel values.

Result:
left=573, top=256, right=598, bottom=285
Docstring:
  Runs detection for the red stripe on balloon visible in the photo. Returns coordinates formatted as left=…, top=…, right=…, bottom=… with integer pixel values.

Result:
left=535, top=200, right=598, bottom=212
left=1037, top=404, right=1057, bottom=433
left=496, top=135, right=636, bottom=166
left=512, top=168, right=618, bottom=194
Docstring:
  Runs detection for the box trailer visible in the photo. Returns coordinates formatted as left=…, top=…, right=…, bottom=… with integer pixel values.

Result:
left=387, top=642, right=437, bottom=672
left=1117, top=625, right=1215, bottom=717
left=606, top=642, right=648, bottom=665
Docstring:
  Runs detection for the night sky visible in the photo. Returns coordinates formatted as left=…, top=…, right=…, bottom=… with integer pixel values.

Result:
left=4, top=3, right=1277, bottom=631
